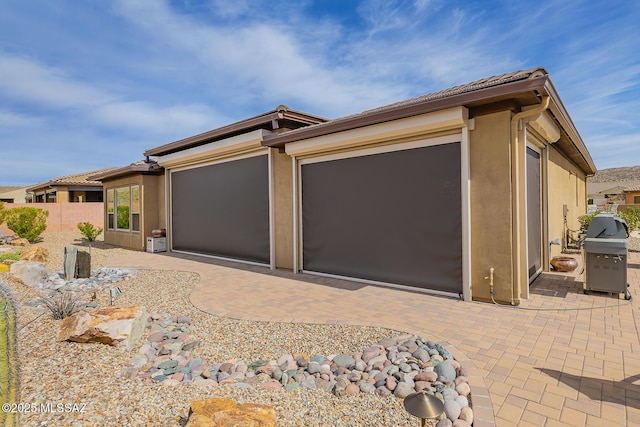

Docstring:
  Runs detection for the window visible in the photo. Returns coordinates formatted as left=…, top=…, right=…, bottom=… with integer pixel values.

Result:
left=107, top=189, right=114, bottom=229
left=116, top=188, right=130, bottom=230
left=635, top=195, right=640, bottom=204
left=109, top=185, right=141, bottom=232
left=131, top=186, right=140, bottom=232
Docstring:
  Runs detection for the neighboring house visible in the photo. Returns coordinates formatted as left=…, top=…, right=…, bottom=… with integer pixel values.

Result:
left=0, top=186, right=28, bottom=203
left=25, top=167, right=117, bottom=203
left=105, top=67, right=596, bottom=305
left=624, top=185, right=640, bottom=205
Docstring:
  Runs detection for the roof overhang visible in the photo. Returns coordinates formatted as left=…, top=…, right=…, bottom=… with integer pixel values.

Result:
left=89, top=162, right=164, bottom=182
left=145, top=106, right=327, bottom=157
left=263, top=74, right=596, bottom=175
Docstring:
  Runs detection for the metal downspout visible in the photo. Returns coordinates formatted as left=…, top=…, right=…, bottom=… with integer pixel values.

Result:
left=510, top=96, right=550, bottom=305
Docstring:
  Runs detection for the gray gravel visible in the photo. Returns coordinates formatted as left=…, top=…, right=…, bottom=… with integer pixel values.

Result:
left=2, top=232, right=441, bottom=426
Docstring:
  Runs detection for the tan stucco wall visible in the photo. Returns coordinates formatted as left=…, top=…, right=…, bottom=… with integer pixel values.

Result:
left=272, top=148, right=293, bottom=269
left=0, top=187, right=28, bottom=203
left=469, top=110, right=514, bottom=303
left=547, top=146, right=587, bottom=258
left=102, top=173, right=165, bottom=251
left=626, top=191, right=640, bottom=205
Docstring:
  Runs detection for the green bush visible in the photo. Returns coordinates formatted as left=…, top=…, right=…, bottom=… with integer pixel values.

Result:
left=0, top=201, right=5, bottom=226
left=578, top=210, right=601, bottom=232
left=0, top=252, right=21, bottom=263
left=619, top=207, right=640, bottom=232
left=4, top=207, right=49, bottom=243
left=77, top=222, right=103, bottom=242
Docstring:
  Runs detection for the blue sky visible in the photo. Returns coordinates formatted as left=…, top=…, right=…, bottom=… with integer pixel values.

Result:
left=1, top=0, right=638, bottom=185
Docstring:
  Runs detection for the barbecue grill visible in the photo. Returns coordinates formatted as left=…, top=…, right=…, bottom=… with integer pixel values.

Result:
left=583, top=213, right=631, bottom=300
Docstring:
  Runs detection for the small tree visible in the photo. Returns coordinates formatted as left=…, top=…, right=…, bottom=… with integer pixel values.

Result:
left=77, top=222, right=103, bottom=242
left=619, top=207, right=640, bottom=232
left=5, top=207, right=49, bottom=243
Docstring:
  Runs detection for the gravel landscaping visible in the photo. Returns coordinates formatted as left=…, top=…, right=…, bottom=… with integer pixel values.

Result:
left=2, top=232, right=453, bottom=427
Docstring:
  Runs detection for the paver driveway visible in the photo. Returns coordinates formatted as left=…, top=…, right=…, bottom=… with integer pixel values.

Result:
left=105, top=251, right=640, bottom=426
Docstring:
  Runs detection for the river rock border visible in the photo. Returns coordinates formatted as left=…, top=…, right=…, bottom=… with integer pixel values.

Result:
left=123, top=313, right=474, bottom=425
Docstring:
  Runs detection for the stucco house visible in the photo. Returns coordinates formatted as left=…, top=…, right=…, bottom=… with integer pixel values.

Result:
left=624, top=185, right=640, bottom=205
left=102, top=67, right=596, bottom=305
left=26, top=168, right=117, bottom=203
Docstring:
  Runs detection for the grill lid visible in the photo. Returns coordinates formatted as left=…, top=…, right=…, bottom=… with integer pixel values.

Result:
left=586, top=213, right=628, bottom=239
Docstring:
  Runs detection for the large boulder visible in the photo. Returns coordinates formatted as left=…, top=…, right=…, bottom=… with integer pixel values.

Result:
left=58, top=306, right=147, bottom=350
left=19, top=246, right=50, bottom=263
left=9, top=260, right=47, bottom=286
left=187, top=398, right=277, bottom=427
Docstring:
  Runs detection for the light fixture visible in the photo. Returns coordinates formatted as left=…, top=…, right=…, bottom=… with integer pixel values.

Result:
left=403, top=391, right=444, bottom=426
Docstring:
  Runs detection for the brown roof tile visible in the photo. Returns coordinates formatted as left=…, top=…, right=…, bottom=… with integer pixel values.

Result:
left=27, top=167, right=119, bottom=191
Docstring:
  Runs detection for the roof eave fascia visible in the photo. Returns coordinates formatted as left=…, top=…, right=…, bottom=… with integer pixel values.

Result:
left=542, top=79, right=597, bottom=175
left=263, top=76, right=550, bottom=148
left=144, top=110, right=326, bottom=157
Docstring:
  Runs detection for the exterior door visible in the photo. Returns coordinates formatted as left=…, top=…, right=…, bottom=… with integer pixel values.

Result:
left=526, top=146, right=542, bottom=281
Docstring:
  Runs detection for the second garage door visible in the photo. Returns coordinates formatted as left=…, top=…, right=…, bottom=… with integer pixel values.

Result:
left=300, top=142, right=462, bottom=294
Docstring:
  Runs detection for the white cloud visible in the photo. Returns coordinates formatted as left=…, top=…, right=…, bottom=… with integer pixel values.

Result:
left=0, top=52, right=114, bottom=109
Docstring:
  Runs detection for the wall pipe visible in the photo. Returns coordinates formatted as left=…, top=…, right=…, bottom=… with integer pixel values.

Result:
left=509, top=95, right=550, bottom=305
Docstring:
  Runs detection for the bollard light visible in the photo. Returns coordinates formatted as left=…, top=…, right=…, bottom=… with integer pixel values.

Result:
left=403, top=391, right=444, bottom=426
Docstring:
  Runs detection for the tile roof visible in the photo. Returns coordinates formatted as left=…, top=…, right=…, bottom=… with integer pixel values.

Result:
left=89, top=161, right=163, bottom=181
left=0, top=186, right=23, bottom=194
left=358, top=67, right=548, bottom=116
left=625, top=185, right=640, bottom=192
left=27, top=167, right=119, bottom=191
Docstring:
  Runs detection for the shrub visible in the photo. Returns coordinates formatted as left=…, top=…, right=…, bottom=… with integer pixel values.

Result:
left=0, top=251, right=21, bottom=263
left=578, top=210, right=600, bottom=232
left=4, top=207, right=48, bottom=243
left=77, top=222, right=103, bottom=242
left=619, top=207, right=640, bottom=232
left=0, top=201, right=5, bottom=226
left=39, top=291, right=80, bottom=320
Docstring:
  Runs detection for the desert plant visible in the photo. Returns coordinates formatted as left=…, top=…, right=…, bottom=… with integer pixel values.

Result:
left=77, top=222, right=103, bottom=242
left=0, top=252, right=21, bottom=263
left=4, top=207, right=49, bottom=243
left=0, top=283, right=19, bottom=426
left=619, top=207, right=640, bottom=232
left=39, top=291, right=81, bottom=320
left=0, top=201, right=5, bottom=226
left=578, top=210, right=601, bottom=232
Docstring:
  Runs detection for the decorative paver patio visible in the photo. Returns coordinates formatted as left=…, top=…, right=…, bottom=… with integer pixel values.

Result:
left=105, top=251, right=640, bottom=426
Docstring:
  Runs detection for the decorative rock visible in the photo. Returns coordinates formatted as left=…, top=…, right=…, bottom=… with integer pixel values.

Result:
left=332, top=354, right=355, bottom=368
left=358, top=382, right=375, bottom=393
left=19, top=246, right=49, bottom=263
left=258, top=381, right=283, bottom=391
left=58, top=305, right=148, bottom=350
left=434, top=362, right=457, bottom=383
left=186, top=398, right=276, bottom=427
left=443, top=400, right=462, bottom=421
left=9, top=261, right=47, bottom=286
left=8, top=238, right=29, bottom=247
left=459, top=406, right=473, bottom=424
left=414, top=371, right=438, bottom=382
left=455, top=395, right=469, bottom=408
left=393, top=382, right=414, bottom=398
left=300, top=379, right=316, bottom=389
left=436, top=419, right=453, bottom=427
left=345, top=383, right=360, bottom=395
left=452, top=420, right=471, bottom=427
left=455, top=382, right=471, bottom=397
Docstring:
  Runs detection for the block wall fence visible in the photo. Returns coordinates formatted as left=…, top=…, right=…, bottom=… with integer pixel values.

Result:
left=0, top=203, right=103, bottom=235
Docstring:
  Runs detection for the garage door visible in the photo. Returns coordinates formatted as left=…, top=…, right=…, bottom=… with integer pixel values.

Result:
left=171, top=155, right=270, bottom=264
left=301, top=142, right=462, bottom=294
